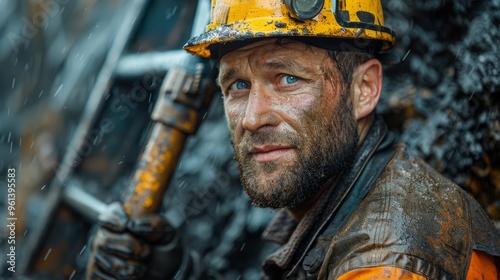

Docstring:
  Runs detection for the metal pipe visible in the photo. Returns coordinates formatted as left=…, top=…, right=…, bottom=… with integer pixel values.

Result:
left=61, top=184, right=107, bottom=223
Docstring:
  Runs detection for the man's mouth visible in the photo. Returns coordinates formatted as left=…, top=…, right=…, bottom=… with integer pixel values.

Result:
left=249, top=145, right=294, bottom=163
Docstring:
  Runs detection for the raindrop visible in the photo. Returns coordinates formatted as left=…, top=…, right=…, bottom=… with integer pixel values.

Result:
left=23, top=98, right=28, bottom=106
left=202, top=111, right=208, bottom=119
left=240, top=242, right=246, bottom=251
left=468, top=67, right=475, bottom=76
left=41, top=185, right=46, bottom=190
left=88, top=33, right=93, bottom=40
left=10, top=142, right=13, bottom=154
left=69, top=270, right=76, bottom=280
left=30, top=140, right=35, bottom=149
left=402, top=49, right=411, bottom=61
left=43, top=248, right=52, bottom=260
left=12, top=78, right=16, bottom=88
left=54, top=84, right=63, bottom=97
left=8, top=132, right=11, bottom=143
left=19, top=138, right=22, bottom=146
left=166, top=6, right=178, bottom=20
left=24, top=230, right=27, bottom=236
left=39, top=90, right=44, bottom=98
left=79, top=245, right=87, bottom=255
left=7, top=107, right=10, bottom=116
left=118, top=161, right=123, bottom=164
left=469, top=90, right=476, bottom=100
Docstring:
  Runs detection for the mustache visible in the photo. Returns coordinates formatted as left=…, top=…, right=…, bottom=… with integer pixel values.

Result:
left=234, top=130, right=302, bottom=153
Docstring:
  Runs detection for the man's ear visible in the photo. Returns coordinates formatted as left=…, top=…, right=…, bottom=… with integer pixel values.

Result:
left=350, top=59, right=383, bottom=120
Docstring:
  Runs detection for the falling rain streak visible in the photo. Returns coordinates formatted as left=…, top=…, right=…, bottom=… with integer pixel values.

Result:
left=402, top=49, right=411, bottom=61
left=53, top=84, right=63, bottom=97
left=79, top=245, right=87, bottom=255
left=69, top=270, right=76, bottom=280
left=43, top=248, right=52, bottom=261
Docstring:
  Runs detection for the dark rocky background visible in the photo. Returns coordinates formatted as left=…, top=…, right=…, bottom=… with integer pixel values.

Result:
left=0, top=0, right=498, bottom=279
left=380, top=0, right=500, bottom=220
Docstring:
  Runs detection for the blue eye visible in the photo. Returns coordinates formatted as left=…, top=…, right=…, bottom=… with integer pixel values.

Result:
left=281, top=75, right=298, bottom=84
left=229, top=80, right=249, bottom=90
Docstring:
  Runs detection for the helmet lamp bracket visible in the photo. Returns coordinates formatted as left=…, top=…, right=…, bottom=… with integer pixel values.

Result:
left=285, top=0, right=325, bottom=21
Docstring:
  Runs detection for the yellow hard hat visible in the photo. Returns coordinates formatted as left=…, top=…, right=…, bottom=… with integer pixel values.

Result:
left=184, top=0, right=396, bottom=59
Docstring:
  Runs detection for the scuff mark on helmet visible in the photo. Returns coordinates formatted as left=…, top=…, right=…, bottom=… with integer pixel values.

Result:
left=275, top=21, right=287, bottom=28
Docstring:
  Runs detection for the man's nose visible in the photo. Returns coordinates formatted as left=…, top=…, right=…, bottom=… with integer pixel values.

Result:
left=242, top=86, right=279, bottom=132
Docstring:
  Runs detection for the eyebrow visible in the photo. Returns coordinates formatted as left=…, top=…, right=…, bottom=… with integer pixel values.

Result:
left=262, top=59, right=318, bottom=77
left=217, top=58, right=317, bottom=87
left=217, top=68, right=238, bottom=88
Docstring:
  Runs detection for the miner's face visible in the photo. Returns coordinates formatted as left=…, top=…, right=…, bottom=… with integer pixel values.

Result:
left=218, top=39, right=359, bottom=209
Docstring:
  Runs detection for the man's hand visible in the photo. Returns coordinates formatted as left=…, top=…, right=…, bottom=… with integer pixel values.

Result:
left=87, top=202, right=183, bottom=280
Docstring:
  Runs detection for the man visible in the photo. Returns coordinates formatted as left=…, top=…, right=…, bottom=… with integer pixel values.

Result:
left=89, top=0, right=500, bottom=279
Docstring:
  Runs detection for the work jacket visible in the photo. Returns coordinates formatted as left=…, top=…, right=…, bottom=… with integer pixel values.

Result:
left=260, top=118, right=500, bottom=279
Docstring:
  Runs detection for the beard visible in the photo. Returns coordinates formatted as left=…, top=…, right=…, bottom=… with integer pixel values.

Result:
left=232, top=91, right=359, bottom=209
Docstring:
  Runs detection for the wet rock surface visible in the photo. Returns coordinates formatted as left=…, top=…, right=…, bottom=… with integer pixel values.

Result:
left=380, top=0, right=500, bottom=219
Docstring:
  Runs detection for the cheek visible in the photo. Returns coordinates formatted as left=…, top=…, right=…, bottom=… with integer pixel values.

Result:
left=224, top=101, right=244, bottom=135
left=306, top=82, right=342, bottom=118
left=287, top=89, right=338, bottom=131
left=280, top=88, right=323, bottom=124
left=275, top=96, right=317, bottom=137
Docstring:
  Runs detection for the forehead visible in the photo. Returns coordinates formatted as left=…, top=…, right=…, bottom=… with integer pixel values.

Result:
left=218, top=39, right=329, bottom=76
left=224, top=39, right=326, bottom=58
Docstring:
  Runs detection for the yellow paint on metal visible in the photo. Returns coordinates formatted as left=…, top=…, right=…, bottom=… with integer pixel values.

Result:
left=144, top=197, right=153, bottom=208
left=185, top=0, right=395, bottom=58
left=124, top=123, right=187, bottom=217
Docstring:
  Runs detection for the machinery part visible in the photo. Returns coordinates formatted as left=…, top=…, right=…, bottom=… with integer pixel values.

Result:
left=121, top=60, right=216, bottom=218
left=285, top=0, right=324, bottom=20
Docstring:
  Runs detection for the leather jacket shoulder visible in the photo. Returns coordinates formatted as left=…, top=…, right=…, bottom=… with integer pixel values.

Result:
left=260, top=118, right=500, bottom=280
left=319, top=144, right=500, bottom=279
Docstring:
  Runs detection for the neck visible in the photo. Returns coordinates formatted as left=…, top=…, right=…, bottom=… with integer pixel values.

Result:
left=356, top=114, right=374, bottom=145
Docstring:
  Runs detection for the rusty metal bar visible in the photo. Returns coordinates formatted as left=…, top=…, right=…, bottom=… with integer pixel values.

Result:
left=123, top=123, right=188, bottom=216
left=121, top=61, right=215, bottom=218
